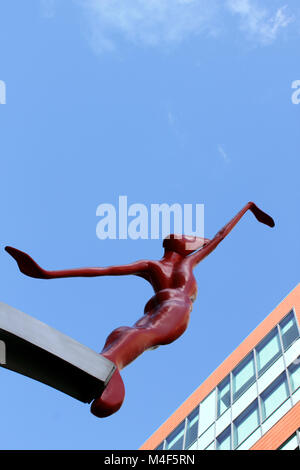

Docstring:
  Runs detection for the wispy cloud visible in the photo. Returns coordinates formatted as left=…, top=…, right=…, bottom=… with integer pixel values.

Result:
left=218, top=145, right=230, bottom=164
left=226, top=1, right=294, bottom=45
left=76, top=0, right=296, bottom=53
left=78, top=0, right=218, bottom=52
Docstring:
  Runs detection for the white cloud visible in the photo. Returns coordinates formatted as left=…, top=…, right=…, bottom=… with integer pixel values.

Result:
left=77, top=0, right=219, bottom=52
left=226, top=1, right=294, bottom=45
left=218, top=145, right=230, bottom=163
left=76, top=0, right=295, bottom=52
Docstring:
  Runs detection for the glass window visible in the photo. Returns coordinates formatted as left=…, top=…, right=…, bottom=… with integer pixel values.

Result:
left=256, top=328, right=281, bottom=376
left=233, top=400, right=259, bottom=448
left=288, top=360, right=300, bottom=392
left=232, top=352, right=256, bottom=401
left=185, top=408, right=199, bottom=449
left=155, top=442, right=164, bottom=450
left=217, top=376, right=231, bottom=417
left=166, top=421, right=185, bottom=450
left=278, top=433, right=299, bottom=450
left=216, top=426, right=231, bottom=450
left=199, top=390, right=216, bottom=434
left=279, top=311, right=299, bottom=351
left=205, top=441, right=215, bottom=450
left=198, top=423, right=214, bottom=450
left=260, top=372, right=289, bottom=421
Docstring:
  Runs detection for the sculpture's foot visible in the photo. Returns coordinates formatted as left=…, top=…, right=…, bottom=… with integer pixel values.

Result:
left=90, top=367, right=125, bottom=418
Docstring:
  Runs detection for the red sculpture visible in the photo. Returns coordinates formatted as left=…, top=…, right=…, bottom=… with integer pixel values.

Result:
left=5, top=202, right=274, bottom=418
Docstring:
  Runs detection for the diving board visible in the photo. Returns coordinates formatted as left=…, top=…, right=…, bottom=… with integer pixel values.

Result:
left=0, top=302, right=115, bottom=403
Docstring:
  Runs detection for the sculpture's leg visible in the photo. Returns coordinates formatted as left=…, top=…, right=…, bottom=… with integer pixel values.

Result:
left=90, top=301, right=191, bottom=418
left=90, top=367, right=125, bottom=418
left=90, top=326, right=152, bottom=419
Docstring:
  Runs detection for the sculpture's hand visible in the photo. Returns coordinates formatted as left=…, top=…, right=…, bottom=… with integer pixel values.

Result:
left=189, top=201, right=275, bottom=267
left=249, top=202, right=275, bottom=228
left=5, top=246, right=49, bottom=279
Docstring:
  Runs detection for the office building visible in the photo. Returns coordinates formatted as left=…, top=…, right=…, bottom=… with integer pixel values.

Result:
left=140, top=284, right=300, bottom=450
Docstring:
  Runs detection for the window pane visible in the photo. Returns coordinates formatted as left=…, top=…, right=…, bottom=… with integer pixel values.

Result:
left=216, top=426, right=231, bottom=450
left=198, top=424, right=214, bottom=450
left=232, top=352, right=256, bottom=401
left=233, top=400, right=259, bottom=448
left=205, top=441, right=215, bottom=450
left=261, top=373, right=289, bottom=421
left=166, top=422, right=185, bottom=450
left=256, top=328, right=281, bottom=376
left=217, top=376, right=231, bottom=417
left=199, top=390, right=216, bottom=434
left=288, top=360, right=300, bottom=392
left=279, top=311, right=299, bottom=351
left=185, top=408, right=199, bottom=449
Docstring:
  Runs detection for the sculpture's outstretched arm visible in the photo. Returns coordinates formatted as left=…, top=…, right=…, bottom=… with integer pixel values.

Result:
left=189, top=202, right=275, bottom=267
left=5, top=246, right=148, bottom=279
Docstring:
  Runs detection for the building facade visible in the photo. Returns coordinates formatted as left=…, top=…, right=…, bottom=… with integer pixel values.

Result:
left=140, top=284, right=300, bottom=451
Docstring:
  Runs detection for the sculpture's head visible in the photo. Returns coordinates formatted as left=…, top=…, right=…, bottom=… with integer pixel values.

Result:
left=163, top=234, right=210, bottom=257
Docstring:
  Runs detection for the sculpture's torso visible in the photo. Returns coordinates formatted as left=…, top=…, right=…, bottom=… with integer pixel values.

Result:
left=143, top=258, right=197, bottom=314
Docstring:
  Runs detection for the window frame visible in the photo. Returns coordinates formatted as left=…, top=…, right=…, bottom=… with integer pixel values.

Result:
left=254, top=326, right=282, bottom=377
left=165, top=420, right=185, bottom=450
left=278, top=309, right=300, bottom=352
left=259, top=371, right=290, bottom=423
left=232, top=351, right=256, bottom=402
left=184, top=406, right=200, bottom=449
left=216, top=425, right=231, bottom=450
left=233, top=399, right=260, bottom=449
left=217, top=375, right=231, bottom=418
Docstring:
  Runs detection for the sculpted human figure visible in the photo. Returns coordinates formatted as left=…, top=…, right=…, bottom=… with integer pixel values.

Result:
left=5, top=202, right=274, bottom=418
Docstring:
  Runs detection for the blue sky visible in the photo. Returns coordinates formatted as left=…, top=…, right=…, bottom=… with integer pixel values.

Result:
left=0, top=0, right=299, bottom=450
